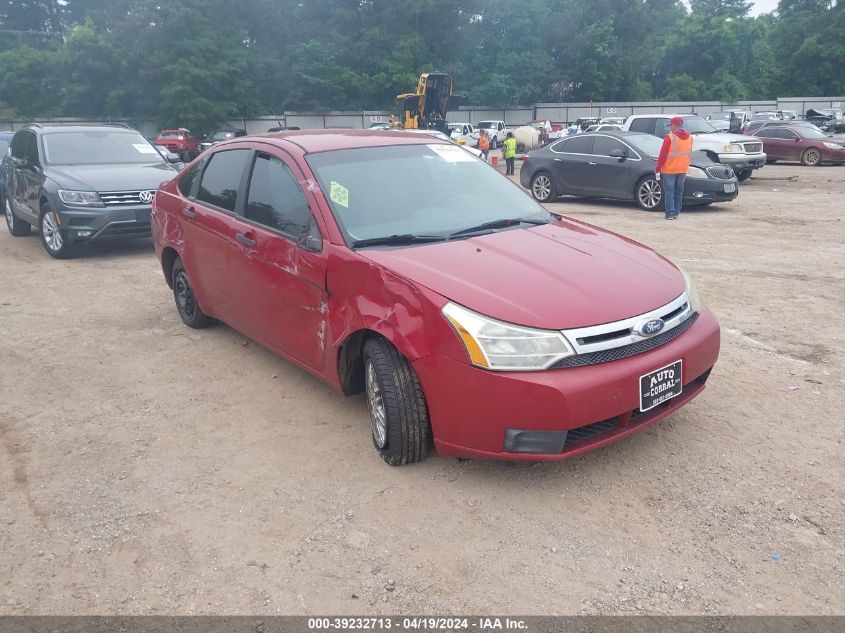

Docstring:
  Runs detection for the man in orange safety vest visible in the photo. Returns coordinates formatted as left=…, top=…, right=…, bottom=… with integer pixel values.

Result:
left=654, top=116, right=693, bottom=220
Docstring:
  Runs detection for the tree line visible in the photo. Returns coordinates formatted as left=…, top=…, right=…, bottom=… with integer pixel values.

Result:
left=0, top=0, right=842, bottom=133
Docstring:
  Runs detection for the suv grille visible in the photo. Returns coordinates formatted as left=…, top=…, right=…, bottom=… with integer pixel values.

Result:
left=706, top=165, right=734, bottom=180
left=99, top=191, right=148, bottom=206
left=743, top=142, right=763, bottom=153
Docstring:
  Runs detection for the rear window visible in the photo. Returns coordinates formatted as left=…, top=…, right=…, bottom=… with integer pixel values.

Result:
left=159, top=131, right=186, bottom=139
left=196, top=149, right=250, bottom=212
left=628, top=118, right=653, bottom=134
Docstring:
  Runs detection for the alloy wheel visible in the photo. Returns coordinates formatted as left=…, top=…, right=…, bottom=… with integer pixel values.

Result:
left=532, top=174, right=552, bottom=201
left=803, top=148, right=820, bottom=166
left=41, top=210, right=63, bottom=252
left=638, top=178, right=662, bottom=209
left=365, top=360, right=387, bottom=449
left=174, top=271, right=196, bottom=320
left=4, top=198, right=13, bottom=230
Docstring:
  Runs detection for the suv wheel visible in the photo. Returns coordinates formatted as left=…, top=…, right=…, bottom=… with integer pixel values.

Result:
left=362, top=337, right=432, bottom=466
left=636, top=176, right=663, bottom=211
left=39, top=203, right=76, bottom=259
left=801, top=148, right=821, bottom=166
left=5, top=195, right=31, bottom=236
left=172, top=257, right=212, bottom=328
left=735, top=168, right=752, bottom=181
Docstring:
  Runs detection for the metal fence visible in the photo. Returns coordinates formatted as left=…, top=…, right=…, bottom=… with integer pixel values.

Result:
left=2, top=97, right=842, bottom=136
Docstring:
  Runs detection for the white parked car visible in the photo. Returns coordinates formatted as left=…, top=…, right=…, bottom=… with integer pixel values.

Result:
left=584, top=124, right=622, bottom=133
left=623, top=113, right=766, bottom=181
left=448, top=122, right=479, bottom=147
left=475, top=120, right=512, bottom=149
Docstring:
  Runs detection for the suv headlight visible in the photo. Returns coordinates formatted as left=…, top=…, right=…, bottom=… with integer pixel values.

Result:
left=442, top=302, right=574, bottom=371
left=687, top=166, right=707, bottom=179
left=679, top=267, right=702, bottom=313
left=722, top=143, right=744, bottom=153
left=57, top=190, right=105, bottom=207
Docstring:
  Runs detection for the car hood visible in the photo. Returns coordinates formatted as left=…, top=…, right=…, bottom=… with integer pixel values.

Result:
left=693, top=131, right=760, bottom=144
left=47, top=163, right=176, bottom=192
left=359, top=220, right=685, bottom=329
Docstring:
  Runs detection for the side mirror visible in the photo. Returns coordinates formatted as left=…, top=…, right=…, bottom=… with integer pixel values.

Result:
left=609, top=148, right=626, bottom=160
left=12, top=156, right=29, bottom=168
left=297, top=217, right=323, bottom=253
left=166, top=152, right=181, bottom=163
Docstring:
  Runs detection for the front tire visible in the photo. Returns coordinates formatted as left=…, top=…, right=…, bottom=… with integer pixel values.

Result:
left=636, top=176, right=663, bottom=211
left=5, top=194, right=31, bottom=236
left=801, top=148, right=821, bottom=166
left=735, top=168, right=752, bottom=182
left=362, top=337, right=431, bottom=466
left=530, top=172, right=555, bottom=202
left=39, top=202, right=77, bottom=259
left=171, top=257, right=212, bottom=328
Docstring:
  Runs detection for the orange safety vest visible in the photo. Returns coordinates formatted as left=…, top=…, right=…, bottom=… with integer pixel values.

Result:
left=662, top=132, right=693, bottom=174
left=478, top=135, right=490, bottom=151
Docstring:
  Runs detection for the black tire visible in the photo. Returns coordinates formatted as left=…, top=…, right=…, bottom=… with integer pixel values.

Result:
left=530, top=171, right=555, bottom=202
left=635, top=175, right=664, bottom=211
left=491, top=135, right=498, bottom=149
left=735, top=168, right=752, bottom=182
left=171, top=257, right=212, bottom=329
left=5, top=193, right=31, bottom=236
left=362, top=336, right=432, bottom=466
left=765, top=159, right=777, bottom=164
left=801, top=147, right=821, bottom=167
left=39, top=202, right=77, bottom=259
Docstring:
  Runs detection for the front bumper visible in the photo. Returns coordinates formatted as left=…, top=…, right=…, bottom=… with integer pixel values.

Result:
left=683, top=177, right=739, bottom=206
left=52, top=204, right=152, bottom=243
left=413, top=307, right=720, bottom=461
left=717, top=153, right=766, bottom=170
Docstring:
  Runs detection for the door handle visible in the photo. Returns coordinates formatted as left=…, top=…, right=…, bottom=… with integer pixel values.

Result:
left=587, top=162, right=598, bottom=166
left=182, top=207, right=196, bottom=219
left=554, top=158, right=563, bottom=162
left=235, top=233, right=257, bottom=248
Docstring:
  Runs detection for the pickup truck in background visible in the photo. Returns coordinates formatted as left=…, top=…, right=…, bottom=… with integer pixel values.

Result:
left=475, top=120, right=511, bottom=148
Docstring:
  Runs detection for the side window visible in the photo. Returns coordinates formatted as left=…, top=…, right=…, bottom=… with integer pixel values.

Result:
left=755, top=129, right=775, bottom=138
left=779, top=129, right=798, bottom=139
left=196, top=149, right=250, bottom=212
left=10, top=132, right=27, bottom=159
left=628, top=118, right=653, bottom=134
left=656, top=119, right=671, bottom=137
left=25, top=133, right=40, bottom=166
left=561, top=135, right=594, bottom=154
left=178, top=157, right=206, bottom=198
left=245, top=152, right=312, bottom=238
left=593, top=136, right=627, bottom=157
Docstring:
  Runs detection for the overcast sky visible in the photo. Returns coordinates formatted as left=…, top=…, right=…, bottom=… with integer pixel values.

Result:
left=749, top=0, right=780, bottom=15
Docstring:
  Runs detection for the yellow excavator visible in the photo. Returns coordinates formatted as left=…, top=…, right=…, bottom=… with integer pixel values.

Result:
left=396, top=72, right=465, bottom=133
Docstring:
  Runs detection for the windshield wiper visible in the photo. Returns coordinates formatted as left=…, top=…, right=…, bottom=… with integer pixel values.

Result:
left=446, top=217, right=550, bottom=238
left=350, top=234, right=446, bottom=248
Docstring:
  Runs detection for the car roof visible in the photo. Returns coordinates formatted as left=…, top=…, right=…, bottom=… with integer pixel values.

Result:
left=21, top=125, right=140, bottom=134
left=251, top=129, right=451, bottom=153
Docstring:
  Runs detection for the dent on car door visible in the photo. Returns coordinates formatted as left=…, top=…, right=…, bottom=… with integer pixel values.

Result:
left=230, top=149, right=329, bottom=372
left=182, top=148, right=252, bottom=323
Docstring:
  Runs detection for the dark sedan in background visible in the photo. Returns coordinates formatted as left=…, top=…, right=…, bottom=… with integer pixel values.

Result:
left=520, top=131, right=739, bottom=211
left=750, top=125, right=845, bottom=166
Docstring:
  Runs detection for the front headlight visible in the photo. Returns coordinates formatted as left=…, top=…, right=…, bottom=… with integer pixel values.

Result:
left=823, top=142, right=843, bottom=150
left=442, top=302, right=574, bottom=371
left=57, top=190, right=104, bottom=207
left=679, top=268, right=702, bottom=313
left=687, top=166, right=707, bottom=179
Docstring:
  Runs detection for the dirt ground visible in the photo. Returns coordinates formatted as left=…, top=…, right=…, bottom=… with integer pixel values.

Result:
left=0, top=163, right=843, bottom=616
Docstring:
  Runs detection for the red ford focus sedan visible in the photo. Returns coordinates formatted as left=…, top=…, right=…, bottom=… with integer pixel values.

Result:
left=151, top=131, right=720, bottom=465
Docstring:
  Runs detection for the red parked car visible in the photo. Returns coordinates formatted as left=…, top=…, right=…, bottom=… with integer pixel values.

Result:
left=153, top=128, right=199, bottom=161
left=750, top=125, right=845, bottom=166
left=151, top=131, right=720, bottom=465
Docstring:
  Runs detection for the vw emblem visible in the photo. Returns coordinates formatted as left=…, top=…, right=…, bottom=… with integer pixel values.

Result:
left=139, top=190, right=155, bottom=204
left=635, top=318, right=665, bottom=337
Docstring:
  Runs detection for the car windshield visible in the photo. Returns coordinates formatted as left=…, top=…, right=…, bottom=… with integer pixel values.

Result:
left=209, top=130, right=234, bottom=141
left=476, top=122, right=494, bottom=129
left=306, top=144, right=549, bottom=244
left=42, top=131, right=165, bottom=165
left=680, top=117, right=718, bottom=134
left=625, top=134, right=665, bottom=158
left=159, top=131, right=185, bottom=138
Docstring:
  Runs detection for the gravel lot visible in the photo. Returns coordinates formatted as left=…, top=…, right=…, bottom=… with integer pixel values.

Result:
left=1, top=163, right=842, bottom=615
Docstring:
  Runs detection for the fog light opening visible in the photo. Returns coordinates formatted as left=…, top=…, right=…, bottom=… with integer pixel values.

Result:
left=693, top=191, right=704, bottom=198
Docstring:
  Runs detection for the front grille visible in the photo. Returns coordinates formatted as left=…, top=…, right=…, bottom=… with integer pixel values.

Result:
left=99, top=191, right=146, bottom=206
left=564, top=418, right=618, bottom=446
left=551, top=313, right=699, bottom=369
left=706, top=165, right=734, bottom=180
left=97, top=222, right=151, bottom=238
left=743, top=142, right=763, bottom=153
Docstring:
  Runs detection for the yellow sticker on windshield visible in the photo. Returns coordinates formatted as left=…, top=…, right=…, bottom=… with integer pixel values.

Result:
left=330, top=181, right=349, bottom=208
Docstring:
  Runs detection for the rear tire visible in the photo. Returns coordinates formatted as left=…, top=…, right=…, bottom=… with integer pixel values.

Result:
left=172, top=257, right=212, bottom=328
left=801, top=147, right=821, bottom=166
left=635, top=176, right=664, bottom=211
left=39, top=202, right=77, bottom=259
left=362, top=337, right=432, bottom=466
left=5, top=194, right=31, bottom=236
left=530, top=172, right=555, bottom=202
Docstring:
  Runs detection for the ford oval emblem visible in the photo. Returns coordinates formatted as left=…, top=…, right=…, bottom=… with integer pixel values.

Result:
left=636, top=318, right=665, bottom=337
